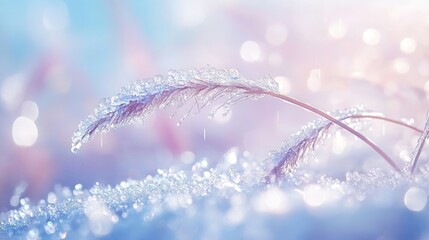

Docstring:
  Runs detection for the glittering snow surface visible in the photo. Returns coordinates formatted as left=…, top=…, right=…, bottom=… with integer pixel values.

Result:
left=1, top=153, right=429, bottom=239
left=2, top=67, right=429, bottom=239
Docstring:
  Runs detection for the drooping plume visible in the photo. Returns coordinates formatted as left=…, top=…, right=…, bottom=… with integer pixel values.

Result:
left=71, top=66, right=279, bottom=152
left=265, top=106, right=381, bottom=181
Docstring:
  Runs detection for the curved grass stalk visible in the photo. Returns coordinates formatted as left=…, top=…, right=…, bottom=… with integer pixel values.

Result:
left=71, top=67, right=404, bottom=172
left=265, top=108, right=423, bottom=182
left=265, top=92, right=401, bottom=172
left=351, top=115, right=422, bottom=133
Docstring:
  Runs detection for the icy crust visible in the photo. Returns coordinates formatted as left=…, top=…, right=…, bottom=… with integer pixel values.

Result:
left=1, top=156, right=428, bottom=239
left=265, top=106, right=383, bottom=180
left=0, top=165, right=248, bottom=239
left=71, top=67, right=279, bottom=152
left=0, top=158, right=264, bottom=239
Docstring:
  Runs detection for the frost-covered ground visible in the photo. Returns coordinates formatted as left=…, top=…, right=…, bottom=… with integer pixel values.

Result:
left=2, top=153, right=429, bottom=239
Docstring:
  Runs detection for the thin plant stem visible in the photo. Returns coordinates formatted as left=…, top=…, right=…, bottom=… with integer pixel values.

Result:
left=266, top=91, right=402, bottom=172
left=351, top=115, right=422, bottom=133
left=410, top=113, right=429, bottom=174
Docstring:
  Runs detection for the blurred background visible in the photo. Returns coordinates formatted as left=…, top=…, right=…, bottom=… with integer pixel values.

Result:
left=1, top=0, right=429, bottom=211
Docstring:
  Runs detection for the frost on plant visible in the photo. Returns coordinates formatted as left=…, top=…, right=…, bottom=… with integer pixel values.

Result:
left=71, top=66, right=279, bottom=152
left=1, top=67, right=428, bottom=239
left=265, top=106, right=380, bottom=181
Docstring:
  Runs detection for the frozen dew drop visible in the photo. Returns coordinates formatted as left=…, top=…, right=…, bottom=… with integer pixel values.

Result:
left=203, top=171, right=211, bottom=178
left=26, top=228, right=39, bottom=240
left=404, top=187, right=427, bottom=212
left=363, top=28, right=381, bottom=45
left=59, top=232, right=67, bottom=239
left=201, top=159, right=208, bottom=168
left=75, top=184, right=82, bottom=190
left=192, top=162, right=202, bottom=173
left=120, top=181, right=129, bottom=189
left=71, top=140, right=82, bottom=153
left=44, top=221, right=56, bottom=235
left=400, top=118, right=414, bottom=125
left=224, top=147, right=239, bottom=165
left=240, top=41, right=261, bottom=62
left=73, top=184, right=84, bottom=196
left=47, top=192, right=57, bottom=204
left=132, top=202, right=143, bottom=212
left=229, top=68, right=241, bottom=80
left=20, top=198, right=30, bottom=208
